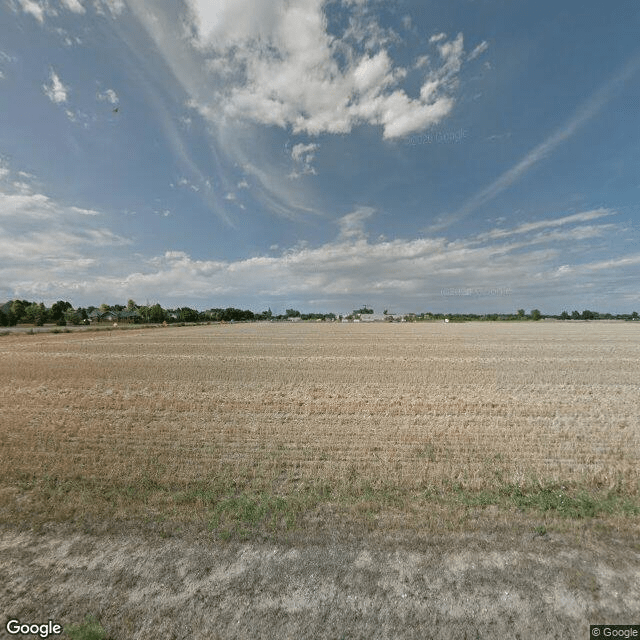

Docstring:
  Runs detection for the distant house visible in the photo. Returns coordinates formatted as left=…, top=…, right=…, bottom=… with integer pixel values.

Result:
left=360, top=313, right=386, bottom=322
left=89, top=308, right=140, bottom=324
left=88, top=309, right=108, bottom=323
left=117, top=310, right=141, bottom=324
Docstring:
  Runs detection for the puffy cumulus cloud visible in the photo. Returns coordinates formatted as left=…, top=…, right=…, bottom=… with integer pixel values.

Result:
left=43, top=69, right=68, bottom=104
left=123, top=1, right=475, bottom=221
left=183, top=0, right=468, bottom=139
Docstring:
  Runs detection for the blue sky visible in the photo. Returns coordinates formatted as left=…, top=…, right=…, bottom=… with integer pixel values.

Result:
left=1, top=0, right=639, bottom=314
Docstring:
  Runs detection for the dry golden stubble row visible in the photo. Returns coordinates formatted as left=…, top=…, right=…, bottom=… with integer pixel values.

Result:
left=2, top=409, right=636, bottom=491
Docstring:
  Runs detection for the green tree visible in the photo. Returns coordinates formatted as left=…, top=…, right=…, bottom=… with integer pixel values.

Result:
left=10, top=300, right=28, bottom=323
left=531, top=309, right=541, bottom=321
left=127, top=299, right=137, bottom=311
left=571, top=310, right=580, bottom=320
left=148, top=303, right=165, bottom=323
left=64, top=308, right=83, bottom=325
left=285, top=308, right=301, bottom=318
left=24, top=303, right=46, bottom=326
left=180, top=307, right=199, bottom=322
left=50, top=300, right=72, bottom=322
left=560, top=310, right=570, bottom=320
left=517, top=309, right=525, bottom=319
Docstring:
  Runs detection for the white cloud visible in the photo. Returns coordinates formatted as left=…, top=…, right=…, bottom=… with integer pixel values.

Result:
left=475, top=208, right=616, bottom=241
left=43, top=69, right=68, bottom=104
left=70, top=205, right=100, bottom=216
left=60, top=0, right=85, bottom=13
left=429, top=33, right=447, bottom=44
left=467, top=40, right=488, bottom=61
left=16, top=0, right=46, bottom=23
left=2, top=191, right=635, bottom=311
left=43, top=207, right=629, bottom=309
left=121, top=1, right=476, bottom=222
left=0, top=161, right=130, bottom=301
left=413, top=55, right=429, bottom=70
left=97, top=88, right=119, bottom=104
left=171, top=177, right=200, bottom=192
left=337, top=206, right=375, bottom=240
left=289, top=142, right=319, bottom=178
left=93, top=0, right=125, bottom=17
left=181, top=0, right=467, bottom=139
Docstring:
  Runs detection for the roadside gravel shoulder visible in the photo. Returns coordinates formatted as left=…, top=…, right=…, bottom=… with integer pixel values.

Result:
left=2, top=522, right=638, bottom=639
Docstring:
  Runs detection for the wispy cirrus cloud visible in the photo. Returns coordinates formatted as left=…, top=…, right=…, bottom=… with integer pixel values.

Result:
left=0, top=159, right=131, bottom=299
left=450, top=51, right=640, bottom=225
left=467, top=40, right=488, bottom=61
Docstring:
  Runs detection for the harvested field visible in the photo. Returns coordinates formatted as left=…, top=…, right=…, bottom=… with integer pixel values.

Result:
left=1, top=322, right=639, bottom=638
left=1, top=322, right=639, bottom=509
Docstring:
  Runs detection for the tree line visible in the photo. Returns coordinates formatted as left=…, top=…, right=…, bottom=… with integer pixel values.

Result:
left=0, top=299, right=638, bottom=327
left=0, top=299, right=337, bottom=326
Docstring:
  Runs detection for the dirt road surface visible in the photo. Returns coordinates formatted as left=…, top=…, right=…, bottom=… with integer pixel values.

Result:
left=2, top=524, right=638, bottom=639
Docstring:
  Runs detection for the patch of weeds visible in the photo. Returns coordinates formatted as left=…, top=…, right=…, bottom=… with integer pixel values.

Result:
left=208, top=492, right=303, bottom=538
left=64, top=614, right=109, bottom=640
left=446, top=480, right=640, bottom=519
left=533, top=525, right=547, bottom=537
